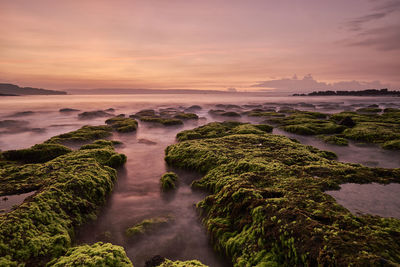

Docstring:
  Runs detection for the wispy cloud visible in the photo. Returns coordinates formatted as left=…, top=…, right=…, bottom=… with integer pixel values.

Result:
left=345, top=0, right=400, bottom=31
left=347, top=25, right=400, bottom=51
left=251, top=74, right=391, bottom=91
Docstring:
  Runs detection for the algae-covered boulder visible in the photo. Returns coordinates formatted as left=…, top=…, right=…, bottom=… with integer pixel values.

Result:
left=105, top=117, right=138, bottom=132
left=176, top=121, right=272, bottom=142
left=158, top=259, right=208, bottom=267
left=140, top=117, right=183, bottom=126
left=160, top=172, right=178, bottom=191
left=46, top=125, right=113, bottom=144
left=125, top=216, right=170, bottom=238
left=209, top=109, right=241, bottom=117
left=319, top=135, right=349, bottom=146
left=47, top=242, right=133, bottom=267
left=78, top=110, right=113, bottom=119
left=0, top=130, right=127, bottom=265
left=2, top=143, right=72, bottom=163
left=165, top=122, right=400, bottom=266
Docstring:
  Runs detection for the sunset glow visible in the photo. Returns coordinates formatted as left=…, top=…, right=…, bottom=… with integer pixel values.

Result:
left=1, top=0, right=399, bottom=90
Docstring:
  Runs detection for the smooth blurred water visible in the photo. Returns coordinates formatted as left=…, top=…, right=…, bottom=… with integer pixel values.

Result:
left=1, top=93, right=400, bottom=265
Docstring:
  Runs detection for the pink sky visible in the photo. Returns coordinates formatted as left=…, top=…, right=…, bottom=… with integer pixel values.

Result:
left=0, top=0, right=399, bottom=91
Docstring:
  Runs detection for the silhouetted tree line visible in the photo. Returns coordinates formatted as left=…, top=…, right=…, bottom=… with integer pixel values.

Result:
left=293, top=88, right=400, bottom=96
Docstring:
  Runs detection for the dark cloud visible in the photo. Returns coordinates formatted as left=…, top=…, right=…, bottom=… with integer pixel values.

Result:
left=345, top=0, right=400, bottom=31
left=346, top=12, right=387, bottom=31
left=348, top=25, right=400, bottom=51
left=251, top=74, right=391, bottom=91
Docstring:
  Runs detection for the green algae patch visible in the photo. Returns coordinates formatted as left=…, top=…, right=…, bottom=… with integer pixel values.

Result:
left=2, top=143, right=72, bottom=163
left=131, top=108, right=200, bottom=126
left=46, top=242, right=133, bottom=267
left=0, top=136, right=127, bottom=265
left=319, top=135, right=349, bottom=146
left=105, top=117, right=138, bottom=132
left=125, top=216, right=171, bottom=238
left=160, top=172, right=178, bottom=191
left=209, top=109, right=241, bottom=117
left=46, top=125, right=113, bottom=144
left=158, top=259, right=208, bottom=267
left=176, top=121, right=273, bottom=142
left=165, top=123, right=400, bottom=266
left=382, top=139, right=400, bottom=150
left=268, top=110, right=400, bottom=150
left=140, top=116, right=183, bottom=126
left=174, top=112, right=199, bottom=120
left=356, top=107, right=382, bottom=113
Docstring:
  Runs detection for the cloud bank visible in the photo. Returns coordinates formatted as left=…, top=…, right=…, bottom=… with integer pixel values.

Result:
left=251, top=74, right=391, bottom=92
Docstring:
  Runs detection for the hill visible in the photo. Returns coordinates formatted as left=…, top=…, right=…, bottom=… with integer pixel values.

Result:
left=0, top=83, right=67, bottom=95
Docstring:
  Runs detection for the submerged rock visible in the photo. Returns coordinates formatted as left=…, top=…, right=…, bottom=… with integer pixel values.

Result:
left=59, top=108, right=80, bottom=112
left=160, top=172, right=178, bottom=191
left=125, top=216, right=170, bottom=238
left=10, top=111, right=35, bottom=117
left=105, top=117, right=138, bottom=132
left=338, top=116, right=356, bottom=128
left=78, top=110, right=114, bottom=119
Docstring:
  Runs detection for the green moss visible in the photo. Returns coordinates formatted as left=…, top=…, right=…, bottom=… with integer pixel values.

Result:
left=125, top=217, right=170, bottom=237
left=105, top=117, right=138, bottom=132
left=247, top=111, right=285, bottom=117
left=176, top=122, right=272, bottom=142
left=343, top=122, right=400, bottom=144
left=79, top=140, right=122, bottom=150
left=174, top=112, right=199, bottom=120
left=382, top=139, right=400, bottom=150
left=140, top=116, right=183, bottom=126
left=164, top=123, right=400, bottom=266
left=158, top=259, right=208, bottom=267
left=2, top=143, right=72, bottom=163
left=160, top=172, right=178, bottom=191
left=0, top=131, right=127, bottom=265
left=319, top=135, right=349, bottom=146
left=46, top=125, right=113, bottom=144
left=209, top=110, right=241, bottom=117
left=356, top=107, right=382, bottom=113
left=46, top=242, right=133, bottom=267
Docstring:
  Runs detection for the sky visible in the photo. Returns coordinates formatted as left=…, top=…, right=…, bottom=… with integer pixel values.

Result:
left=0, top=0, right=399, bottom=91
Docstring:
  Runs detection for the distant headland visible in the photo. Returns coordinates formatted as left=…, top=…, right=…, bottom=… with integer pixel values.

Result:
left=0, top=83, right=67, bottom=96
left=293, top=88, right=400, bottom=97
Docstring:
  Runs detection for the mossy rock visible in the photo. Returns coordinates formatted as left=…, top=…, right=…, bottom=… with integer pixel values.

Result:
left=173, top=112, right=199, bottom=120
left=46, top=242, right=133, bottom=267
left=125, top=217, right=170, bottom=238
left=176, top=122, right=272, bottom=142
left=105, top=117, right=138, bottom=132
left=164, top=123, right=400, bottom=266
left=140, top=116, right=183, bottom=126
left=209, top=110, right=241, bottom=117
left=356, top=107, right=382, bottom=113
left=0, top=130, right=127, bottom=265
left=382, top=139, right=400, bottom=150
left=319, top=135, right=349, bottom=146
left=2, top=143, right=72, bottom=163
left=46, top=125, right=113, bottom=144
left=160, top=172, right=178, bottom=191
left=158, top=259, right=208, bottom=267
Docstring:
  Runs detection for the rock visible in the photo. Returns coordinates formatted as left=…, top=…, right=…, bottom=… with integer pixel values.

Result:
left=145, top=255, right=166, bottom=267
left=339, top=116, right=356, bottom=128
left=59, top=108, right=80, bottom=112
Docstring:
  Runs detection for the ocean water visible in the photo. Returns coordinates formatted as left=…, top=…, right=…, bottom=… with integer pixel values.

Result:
left=1, top=93, right=400, bottom=265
